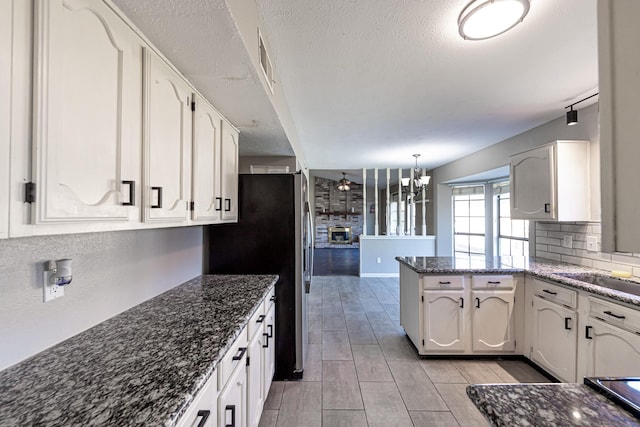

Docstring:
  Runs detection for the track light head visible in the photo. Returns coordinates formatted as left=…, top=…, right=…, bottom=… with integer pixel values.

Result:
left=566, top=107, right=578, bottom=126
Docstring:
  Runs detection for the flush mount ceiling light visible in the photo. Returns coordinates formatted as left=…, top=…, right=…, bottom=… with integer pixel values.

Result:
left=565, top=93, right=598, bottom=126
left=401, top=154, right=431, bottom=196
left=458, top=0, right=530, bottom=41
left=337, top=172, right=351, bottom=191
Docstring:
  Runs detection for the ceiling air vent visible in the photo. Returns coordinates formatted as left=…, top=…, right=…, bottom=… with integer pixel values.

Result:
left=258, top=30, right=274, bottom=93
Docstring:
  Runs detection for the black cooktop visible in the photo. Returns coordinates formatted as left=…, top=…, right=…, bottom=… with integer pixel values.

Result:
left=585, top=377, right=640, bottom=419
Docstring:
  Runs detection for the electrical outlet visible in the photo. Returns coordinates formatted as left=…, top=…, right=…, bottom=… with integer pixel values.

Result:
left=43, top=270, right=64, bottom=302
left=376, top=257, right=382, bottom=264
left=562, top=234, right=573, bottom=249
left=586, top=235, right=599, bottom=252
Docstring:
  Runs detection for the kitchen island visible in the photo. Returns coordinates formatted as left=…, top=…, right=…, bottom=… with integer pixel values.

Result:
left=0, top=274, right=277, bottom=426
left=467, top=383, right=640, bottom=426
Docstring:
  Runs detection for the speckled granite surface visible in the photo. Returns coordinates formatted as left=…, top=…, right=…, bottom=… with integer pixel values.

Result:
left=467, top=383, right=640, bottom=426
left=0, top=274, right=277, bottom=427
left=396, top=256, right=640, bottom=307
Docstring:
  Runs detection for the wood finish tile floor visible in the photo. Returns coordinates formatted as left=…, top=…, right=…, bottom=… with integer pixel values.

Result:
left=259, top=276, right=550, bottom=427
left=313, top=248, right=360, bottom=276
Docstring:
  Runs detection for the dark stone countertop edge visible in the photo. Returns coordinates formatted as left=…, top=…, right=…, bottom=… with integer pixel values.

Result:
left=396, top=256, right=640, bottom=307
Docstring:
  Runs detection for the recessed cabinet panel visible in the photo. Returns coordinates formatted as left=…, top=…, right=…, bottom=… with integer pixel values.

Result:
left=471, top=291, right=515, bottom=352
left=423, top=290, right=465, bottom=351
left=218, top=359, right=247, bottom=427
left=510, top=145, right=554, bottom=220
left=220, top=123, right=239, bottom=222
left=0, top=0, right=12, bottom=238
left=192, top=96, right=222, bottom=223
left=143, top=50, right=191, bottom=223
left=585, top=317, right=640, bottom=377
left=32, top=0, right=141, bottom=223
left=262, top=302, right=276, bottom=398
left=531, top=296, right=577, bottom=382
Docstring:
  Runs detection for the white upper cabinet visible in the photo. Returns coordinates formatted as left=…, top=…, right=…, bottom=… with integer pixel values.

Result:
left=599, top=0, right=640, bottom=253
left=143, top=49, right=192, bottom=223
left=191, top=95, right=223, bottom=223
left=0, top=0, right=12, bottom=239
left=510, top=141, right=590, bottom=221
left=31, top=0, right=142, bottom=224
left=220, top=123, right=239, bottom=222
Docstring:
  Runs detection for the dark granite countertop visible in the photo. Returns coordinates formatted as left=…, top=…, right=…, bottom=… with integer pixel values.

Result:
left=467, top=383, right=640, bottom=426
left=0, top=274, right=277, bottom=427
left=396, top=256, right=640, bottom=307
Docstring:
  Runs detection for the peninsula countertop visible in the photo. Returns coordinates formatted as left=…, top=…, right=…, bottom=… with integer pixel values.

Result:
left=0, top=274, right=278, bottom=426
left=396, top=256, right=640, bottom=307
left=467, top=383, right=640, bottom=426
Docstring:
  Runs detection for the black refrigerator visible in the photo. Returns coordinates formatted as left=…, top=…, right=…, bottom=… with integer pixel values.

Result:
left=203, top=173, right=313, bottom=380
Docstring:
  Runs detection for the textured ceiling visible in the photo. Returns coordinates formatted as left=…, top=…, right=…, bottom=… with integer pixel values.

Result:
left=110, top=0, right=293, bottom=157
left=110, top=0, right=598, bottom=171
left=255, top=0, right=598, bottom=169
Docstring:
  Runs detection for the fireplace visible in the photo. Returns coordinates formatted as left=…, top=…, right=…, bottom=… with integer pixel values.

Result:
left=328, top=226, right=352, bottom=244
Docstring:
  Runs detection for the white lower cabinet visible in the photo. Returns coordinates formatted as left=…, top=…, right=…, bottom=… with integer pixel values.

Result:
left=176, top=371, right=217, bottom=427
left=471, top=290, right=515, bottom=352
left=530, top=296, right=577, bottom=382
left=219, top=355, right=247, bottom=427
left=262, top=301, right=276, bottom=398
left=246, top=304, right=266, bottom=427
left=423, top=290, right=465, bottom=351
left=583, top=317, right=640, bottom=377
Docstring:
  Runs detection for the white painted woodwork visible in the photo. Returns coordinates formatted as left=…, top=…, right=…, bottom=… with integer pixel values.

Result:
left=374, top=168, right=378, bottom=235
left=599, top=0, right=640, bottom=253
left=471, top=290, right=515, bottom=352
left=0, top=0, right=12, bottom=239
left=220, top=122, right=239, bottom=222
left=247, top=321, right=264, bottom=427
left=218, top=354, right=247, bottom=427
left=423, top=290, right=465, bottom=352
left=32, top=0, right=142, bottom=224
left=510, top=141, right=590, bottom=221
left=584, top=316, right=640, bottom=377
left=362, top=168, right=366, bottom=235
left=176, top=371, right=217, bottom=427
left=386, top=168, right=390, bottom=235
left=192, top=95, right=223, bottom=223
left=262, top=302, right=276, bottom=399
left=397, top=168, right=402, bottom=235
left=531, top=296, right=577, bottom=382
left=399, top=266, right=421, bottom=349
left=143, top=49, right=192, bottom=223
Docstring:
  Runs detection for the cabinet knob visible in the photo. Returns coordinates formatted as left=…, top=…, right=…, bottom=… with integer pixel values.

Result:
left=475, top=297, right=480, bottom=308
left=585, top=325, right=593, bottom=339
left=151, top=186, right=163, bottom=208
left=564, top=317, right=572, bottom=330
left=459, top=298, right=464, bottom=308
left=196, top=410, right=210, bottom=427
left=225, top=404, right=236, bottom=427
left=121, top=180, right=135, bottom=206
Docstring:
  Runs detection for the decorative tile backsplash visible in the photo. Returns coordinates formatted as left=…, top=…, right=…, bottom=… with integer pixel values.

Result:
left=535, top=222, right=640, bottom=277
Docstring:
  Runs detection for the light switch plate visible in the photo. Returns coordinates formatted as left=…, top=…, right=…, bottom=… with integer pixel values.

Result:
left=586, top=235, right=599, bottom=252
left=562, top=234, right=573, bottom=249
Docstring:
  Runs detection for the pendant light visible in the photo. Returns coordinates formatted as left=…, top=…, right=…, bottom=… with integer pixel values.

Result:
left=337, top=172, right=351, bottom=191
left=401, top=154, right=430, bottom=196
left=458, top=0, right=530, bottom=41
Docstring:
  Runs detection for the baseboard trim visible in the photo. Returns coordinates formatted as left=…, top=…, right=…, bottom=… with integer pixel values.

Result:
left=359, top=273, right=399, bottom=278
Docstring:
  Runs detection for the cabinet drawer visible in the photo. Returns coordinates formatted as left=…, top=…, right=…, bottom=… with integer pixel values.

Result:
left=589, top=297, right=640, bottom=334
left=265, top=287, right=276, bottom=310
left=247, top=300, right=265, bottom=340
left=471, top=275, right=514, bottom=290
left=533, top=279, right=577, bottom=309
left=218, top=325, right=248, bottom=391
left=177, top=370, right=217, bottom=427
left=423, top=276, right=465, bottom=290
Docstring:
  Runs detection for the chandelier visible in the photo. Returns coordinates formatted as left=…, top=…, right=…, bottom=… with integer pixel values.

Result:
left=337, top=172, right=351, bottom=191
left=401, top=154, right=430, bottom=196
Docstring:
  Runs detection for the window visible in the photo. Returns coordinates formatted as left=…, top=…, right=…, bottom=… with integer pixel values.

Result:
left=453, top=185, right=485, bottom=256
left=494, top=182, right=529, bottom=257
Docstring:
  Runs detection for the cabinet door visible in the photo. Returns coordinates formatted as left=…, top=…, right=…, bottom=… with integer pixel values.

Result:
left=192, top=96, right=222, bottom=223
left=32, top=0, right=142, bottom=224
left=0, top=0, right=11, bottom=238
left=471, top=291, right=515, bottom=352
left=531, top=297, right=577, bottom=382
left=510, top=145, right=555, bottom=220
left=423, top=291, right=465, bottom=351
left=585, top=317, right=640, bottom=377
left=219, top=361, right=247, bottom=427
left=220, top=123, right=239, bottom=222
left=143, top=49, right=191, bottom=223
left=247, top=329, right=264, bottom=427
left=263, top=303, right=276, bottom=398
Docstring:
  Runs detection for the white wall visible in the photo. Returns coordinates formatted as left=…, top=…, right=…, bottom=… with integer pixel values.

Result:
left=432, top=103, right=600, bottom=255
left=238, top=155, right=297, bottom=174
left=360, top=236, right=436, bottom=277
left=0, top=227, right=202, bottom=370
